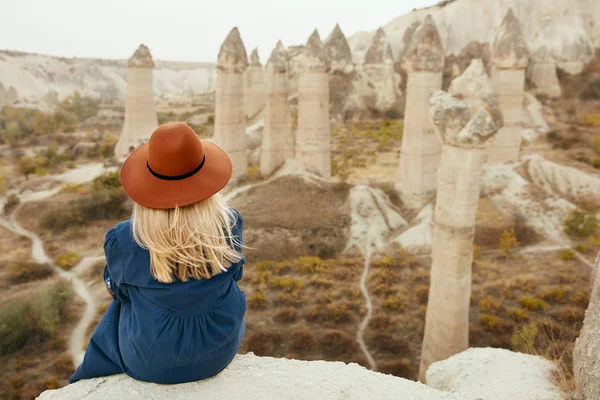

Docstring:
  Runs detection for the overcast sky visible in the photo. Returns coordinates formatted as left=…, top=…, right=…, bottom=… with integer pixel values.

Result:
left=0, top=0, right=439, bottom=63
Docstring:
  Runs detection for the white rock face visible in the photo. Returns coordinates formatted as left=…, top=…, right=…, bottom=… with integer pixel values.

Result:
left=115, top=45, right=159, bottom=159
left=427, top=348, right=565, bottom=400
left=244, top=49, right=267, bottom=120
left=574, top=252, right=600, bottom=400
left=295, top=30, right=332, bottom=178
left=38, top=354, right=465, bottom=400
left=526, top=155, right=600, bottom=200
left=213, top=27, right=249, bottom=181
left=348, top=0, right=597, bottom=97
left=260, top=45, right=294, bottom=175
left=397, top=15, right=445, bottom=204
left=0, top=50, right=215, bottom=110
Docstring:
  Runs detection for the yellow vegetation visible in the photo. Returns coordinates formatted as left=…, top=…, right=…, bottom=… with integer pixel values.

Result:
left=499, top=228, right=520, bottom=258
left=56, top=253, right=80, bottom=270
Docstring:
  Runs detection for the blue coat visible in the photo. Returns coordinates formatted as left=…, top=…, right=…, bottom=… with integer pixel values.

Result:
left=70, top=210, right=246, bottom=384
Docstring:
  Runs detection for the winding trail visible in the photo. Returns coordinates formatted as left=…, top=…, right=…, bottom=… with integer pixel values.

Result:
left=0, top=164, right=111, bottom=366
left=356, top=239, right=377, bottom=371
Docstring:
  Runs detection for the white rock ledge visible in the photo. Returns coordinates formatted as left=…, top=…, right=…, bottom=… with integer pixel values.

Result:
left=427, top=348, right=564, bottom=400
left=39, top=353, right=464, bottom=400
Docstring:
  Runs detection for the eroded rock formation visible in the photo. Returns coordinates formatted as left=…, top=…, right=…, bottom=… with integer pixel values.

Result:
left=295, top=30, right=332, bottom=178
left=260, top=43, right=294, bottom=175
left=244, top=48, right=267, bottom=120
left=574, top=253, right=600, bottom=400
left=397, top=15, right=444, bottom=204
left=487, top=9, right=529, bottom=163
left=214, top=28, right=249, bottom=181
left=419, top=59, right=503, bottom=381
left=326, top=24, right=354, bottom=73
left=115, top=45, right=158, bottom=159
left=363, top=28, right=396, bottom=112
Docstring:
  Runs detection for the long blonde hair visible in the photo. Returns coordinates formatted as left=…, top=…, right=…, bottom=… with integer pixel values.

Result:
left=132, top=194, right=241, bottom=283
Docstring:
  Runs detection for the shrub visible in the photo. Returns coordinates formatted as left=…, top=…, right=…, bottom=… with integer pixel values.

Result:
left=581, top=79, right=600, bottom=100
left=295, top=257, right=329, bottom=273
left=559, top=249, right=576, bottom=261
left=3, top=193, right=20, bottom=215
left=479, top=297, right=503, bottom=314
left=414, top=285, right=429, bottom=305
left=310, top=276, right=334, bottom=288
left=507, top=307, right=529, bottom=321
left=583, top=113, right=600, bottom=128
left=7, top=261, right=53, bottom=284
left=480, top=314, right=513, bottom=333
left=247, top=292, right=268, bottom=309
left=377, top=359, right=414, bottom=379
left=369, top=312, right=396, bottom=332
left=273, top=309, right=297, bottom=323
left=550, top=307, right=585, bottom=323
left=273, top=292, right=303, bottom=307
left=564, top=210, right=599, bottom=237
left=499, top=228, right=520, bottom=258
left=0, top=300, right=29, bottom=355
left=247, top=165, right=261, bottom=181
left=56, top=253, right=81, bottom=270
left=325, top=303, right=354, bottom=322
left=289, top=328, right=317, bottom=352
left=246, top=329, right=283, bottom=356
left=270, top=277, right=304, bottom=294
left=0, top=174, right=7, bottom=194
left=320, top=330, right=357, bottom=357
left=572, top=291, right=590, bottom=307
left=519, top=296, right=549, bottom=311
left=29, top=280, right=74, bottom=338
left=546, top=131, right=559, bottom=141
left=541, top=288, right=567, bottom=303
left=383, top=295, right=405, bottom=311
left=593, top=159, right=600, bottom=169
left=368, top=332, right=410, bottom=354
left=575, top=244, right=589, bottom=253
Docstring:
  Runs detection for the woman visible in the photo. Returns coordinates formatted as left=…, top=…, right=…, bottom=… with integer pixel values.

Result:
left=70, top=122, right=246, bottom=384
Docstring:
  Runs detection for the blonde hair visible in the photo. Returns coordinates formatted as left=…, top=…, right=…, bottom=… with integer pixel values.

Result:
left=132, top=194, right=241, bottom=283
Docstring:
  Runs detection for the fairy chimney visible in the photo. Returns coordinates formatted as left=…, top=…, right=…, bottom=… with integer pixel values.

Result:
left=115, top=44, right=158, bottom=159
left=244, top=48, right=267, bottom=120
left=419, top=60, right=504, bottom=382
left=295, top=30, right=331, bottom=178
left=487, top=9, right=530, bottom=163
left=213, top=27, right=249, bottom=181
left=260, top=43, right=294, bottom=175
left=397, top=15, right=445, bottom=204
left=363, top=27, right=396, bottom=112
left=325, top=24, right=354, bottom=73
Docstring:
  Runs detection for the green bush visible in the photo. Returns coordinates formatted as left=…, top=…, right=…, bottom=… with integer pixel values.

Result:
left=7, top=261, right=53, bottom=284
left=0, top=280, right=73, bottom=355
left=0, top=300, right=29, bottom=355
left=564, top=210, right=599, bottom=237
left=56, top=253, right=81, bottom=270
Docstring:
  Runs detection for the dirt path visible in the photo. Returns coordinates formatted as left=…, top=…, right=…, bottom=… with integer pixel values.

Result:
left=356, top=240, right=377, bottom=371
left=0, top=209, right=98, bottom=366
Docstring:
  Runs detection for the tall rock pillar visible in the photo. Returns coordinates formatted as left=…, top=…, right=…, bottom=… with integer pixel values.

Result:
left=244, top=49, right=267, bottom=120
left=574, top=254, right=600, bottom=400
left=214, top=27, right=248, bottom=181
left=260, top=43, right=294, bottom=175
left=397, top=15, right=445, bottom=204
left=363, top=28, right=396, bottom=112
left=295, top=30, right=331, bottom=178
left=419, top=60, right=504, bottom=382
left=115, top=44, right=158, bottom=159
left=487, top=9, right=530, bottom=164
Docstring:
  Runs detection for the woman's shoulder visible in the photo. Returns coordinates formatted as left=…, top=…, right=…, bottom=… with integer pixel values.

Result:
left=104, top=220, right=134, bottom=252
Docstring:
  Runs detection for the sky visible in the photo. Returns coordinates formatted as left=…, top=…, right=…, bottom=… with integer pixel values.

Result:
left=0, top=0, right=439, bottom=63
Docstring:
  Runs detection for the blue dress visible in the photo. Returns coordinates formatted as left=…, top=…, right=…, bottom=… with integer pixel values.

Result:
left=70, top=209, right=246, bottom=384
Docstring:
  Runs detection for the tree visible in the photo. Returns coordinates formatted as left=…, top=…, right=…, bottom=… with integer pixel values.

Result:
left=18, top=157, right=37, bottom=180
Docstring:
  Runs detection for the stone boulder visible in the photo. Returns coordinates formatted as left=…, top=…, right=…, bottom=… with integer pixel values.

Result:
left=38, top=354, right=464, bottom=400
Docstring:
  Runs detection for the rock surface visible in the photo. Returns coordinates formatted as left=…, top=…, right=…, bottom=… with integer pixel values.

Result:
left=38, top=354, right=465, bottom=400
left=363, top=28, right=394, bottom=65
left=402, top=15, right=445, bottom=72
left=325, top=24, right=354, bottom=72
left=128, top=44, right=155, bottom=68
left=427, top=348, right=564, bottom=400
left=574, top=253, right=600, bottom=400
left=491, top=9, right=529, bottom=69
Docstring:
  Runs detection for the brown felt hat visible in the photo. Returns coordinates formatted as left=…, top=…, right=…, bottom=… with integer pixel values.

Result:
left=120, top=122, right=232, bottom=209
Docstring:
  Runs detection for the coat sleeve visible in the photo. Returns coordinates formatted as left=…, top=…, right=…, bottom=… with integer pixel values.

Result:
left=103, top=227, right=130, bottom=303
left=230, top=209, right=245, bottom=282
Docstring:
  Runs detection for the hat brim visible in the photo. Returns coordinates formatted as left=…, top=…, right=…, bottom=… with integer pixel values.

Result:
left=120, top=140, right=232, bottom=209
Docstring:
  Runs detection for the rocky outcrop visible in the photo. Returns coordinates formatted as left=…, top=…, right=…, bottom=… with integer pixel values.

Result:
left=114, top=44, right=158, bottom=159
left=244, top=48, right=267, bottom=120
left=427, top=348, right=565, bottom=400
left=397, top=15, right=445, bottom=204
left=214, top=27, right=249, bottom=181
left=363, top=28, right=396, bottom=112
left=295, top=30, right=331, bottom=178
left=487, top=9, right=529, bottom=163
left=260, top=44, right=294, bottom=175
left=325, top=24, right=354, bottom=73
left=420, top=59, right=503, bottom=381
left=574, top=253, right=600, bottom=400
